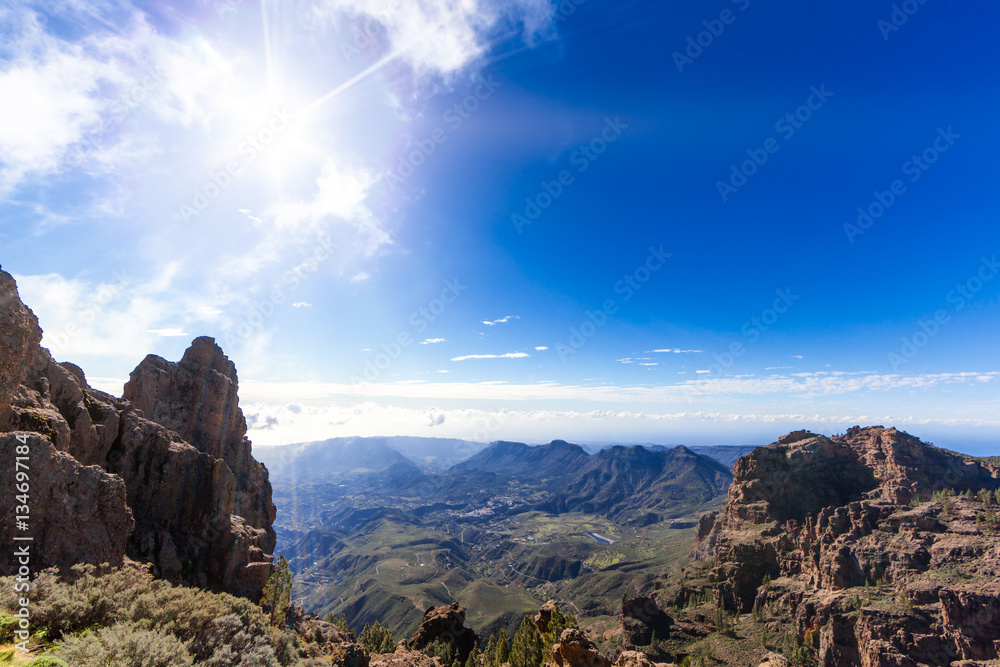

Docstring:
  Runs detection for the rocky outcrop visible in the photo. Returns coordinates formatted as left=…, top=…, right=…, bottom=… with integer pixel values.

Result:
left=535, top=599, right=560, bottom=635
left=370, top=648, right=444, bottom=667
left=286, top=604, right=370, bottom=667
left=407, top=602, right=478, bottom=665
left=0, top=432, right=133, bottom=573
left=0, top=270, right=275, bottom=600
left=620, top=595, right=672, bottom=647
left=0, top=270, right=42, bottom=411
left=550, top=628, right=611, bottom=667
left=695, top=426, right=1000, bottom=667
left=611, top=651, right=675, bottom=667
left=123, top=337, right=276, bottom=549
left=756, top=653, right=789, bottom=667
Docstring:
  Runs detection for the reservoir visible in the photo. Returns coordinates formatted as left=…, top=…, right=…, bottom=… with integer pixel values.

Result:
left=588, top=532, right=613, bottom=544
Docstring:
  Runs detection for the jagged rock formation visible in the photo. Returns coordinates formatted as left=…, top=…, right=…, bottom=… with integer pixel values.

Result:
left=535, top=599, right=560, bottom=635
left=620, top=595, right=672, bottom=647
left=0, top=269, right=275, bottom=599
left=407, top=602, right=479, bottom=665
left=550, top=628, right=612, bottom=667
left=696, top=426, right=1000, bottom=667
left=0, top=270, right=41, bottom=411
left=612, top=651, right=675, bottom=667
left=123, top=337, right=276, bottom=547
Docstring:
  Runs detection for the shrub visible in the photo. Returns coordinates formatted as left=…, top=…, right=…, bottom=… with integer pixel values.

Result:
left=359, top=622, right=394, bottom=654
left=56, top=623, right=194, bottom=667
left=0, top=613, right=17, bottom=643
left=0, top=566, right=301, bottom=667
left=23, top=658, right=69, bottom=667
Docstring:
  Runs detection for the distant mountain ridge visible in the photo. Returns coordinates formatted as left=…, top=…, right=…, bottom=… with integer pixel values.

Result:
left=450, top=439, right=590, bottom=478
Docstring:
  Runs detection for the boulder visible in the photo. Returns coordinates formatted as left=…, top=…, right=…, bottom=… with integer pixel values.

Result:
left=408, top=602, right=478, bottom=665
left=550, top=628, right=611, bottom=667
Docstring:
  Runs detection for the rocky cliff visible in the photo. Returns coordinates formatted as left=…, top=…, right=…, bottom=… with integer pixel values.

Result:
left=0, top=269, right=275, bottom=599
left=695, top=426, right=1000, bottom=666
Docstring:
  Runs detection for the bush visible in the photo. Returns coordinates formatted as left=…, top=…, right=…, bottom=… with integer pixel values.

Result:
left=23, top=658, right=69, bottom=667
left=0, top=613, right=17, bottom=643
left=56, top=623, right=194, bottom=667
left=0, top=565, right=301, bottom=667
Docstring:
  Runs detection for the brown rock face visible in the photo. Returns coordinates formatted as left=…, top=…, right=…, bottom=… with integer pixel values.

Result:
left=0, top=432, right=133, bottom=573
left=611, top=650, right=675, bottom=667
left=535, top=599, right=560, bottom=635
left=620, top=595, right=672, bottom=647
left=696, top=426, right=1000, bottom=667
left=0, top=270, right=42, bottom=410
left=0, top=272, right=275, bottom=600
left=123, top=336, right=276, bottom=548
left=550, top=628, right=611, bottom=667
left=407, top=602, right=479, bottom=665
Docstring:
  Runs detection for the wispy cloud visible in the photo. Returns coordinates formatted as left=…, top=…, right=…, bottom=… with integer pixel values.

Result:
left=451, top=352, right=530, bottom=361
left=534, top=346, right=548, bottom=351
left=292, top=302, right=312, bottom=308
left=147, top=328, right=189, bottom=337
left=649, top=348, right=703, bottom=354
left=482, top=315, right=519, bottom=326
left=420, top=338, right=446, bottom=345
left=312, top=0, right=557, bottom=78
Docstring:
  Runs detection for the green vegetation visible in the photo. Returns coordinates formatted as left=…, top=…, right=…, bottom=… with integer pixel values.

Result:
left=0, top=564, right=343, bottom=666
left=262, top=556, right=293, bottom=627
left=358, top=621, right=394, bottom=654
left=509, top=616, right=543, bottom=667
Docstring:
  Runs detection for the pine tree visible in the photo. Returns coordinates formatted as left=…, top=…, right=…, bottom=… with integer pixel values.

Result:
left=510, top=616, right=544, bottom=667
left=496, top=629, right=510, bottom=666
left=261, top=555, right=293, bottom=626
left=483, top=635, right=499, bottom=667
left=464, top=640, right=481, bottom=667
left=360, top=621, right=395, bottom=653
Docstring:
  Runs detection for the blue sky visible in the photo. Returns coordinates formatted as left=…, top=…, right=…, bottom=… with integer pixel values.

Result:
left=2, top=0, right=998, bottom=453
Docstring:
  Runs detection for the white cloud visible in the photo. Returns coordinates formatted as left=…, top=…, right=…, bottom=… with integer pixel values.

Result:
left=241, top=397, right=1000, bottom=448
left=450, top=352, right=529, bottom=361
left=420, top=338, right=446, bottom=344
left=534, top=346, right=548, bottom=351
left=482, top=315, right=519, bottom=326
left=313, top=0, right=556, bottom=78
left=147, top=328, right=189, bottom=336
left=292, top=302, right=312, bottom=308
left=650, top=348, right=702, bottom=354
left=792, top=355, right=804, bottom=359
left=350, top=272, right=372, bottom=283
